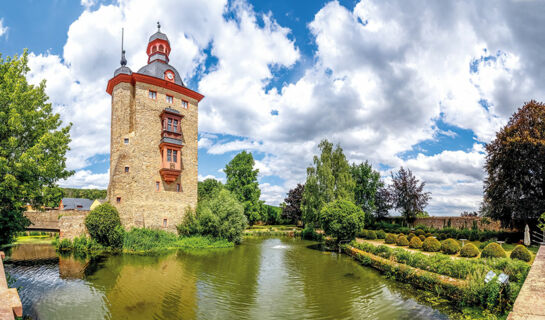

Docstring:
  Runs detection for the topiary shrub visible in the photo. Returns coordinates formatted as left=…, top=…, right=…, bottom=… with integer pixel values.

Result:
left=425, top=233, right=433, bottom=238
left=408, top=233, right=416, bottom=241
left=460, top=243, right=480, bottom=258
left=409, top=236, right=423, bottom=249
left=510, top=245, right=532, bottom=262
left=376, top=230, right=386, bottom=239
left=419, top=235, right=426, bottom=241
left=422, top=237, right=441, bottom=252
left=415, top=229, right=425, bottom=237
left=396, top=235, right=409, bottom=246
left=85, top=203, right=124, bottom=248
left=481, top=242, right=507, bottom=258
left=367, top=230, right=377, bottom=240
left=385, top=233, right=397, bottom=244
left=320, top=199, right=365, bottom=243
left=441, top=238, right=461, bottom=255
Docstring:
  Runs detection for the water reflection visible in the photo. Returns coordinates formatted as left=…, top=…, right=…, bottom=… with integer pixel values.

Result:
left=5, top=238, right=455, bottom=320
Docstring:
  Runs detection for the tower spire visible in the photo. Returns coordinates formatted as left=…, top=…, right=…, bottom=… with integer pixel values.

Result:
left=120, top=28, right=127, bottom=66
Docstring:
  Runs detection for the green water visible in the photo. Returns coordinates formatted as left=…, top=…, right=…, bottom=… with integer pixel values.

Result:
left=5, top=237, right=456, bottom=319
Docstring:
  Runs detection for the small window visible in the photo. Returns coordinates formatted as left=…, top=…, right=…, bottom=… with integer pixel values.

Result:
left=152, top=46, right=157, bottom=53
left=181, top=100, right=188, bottom=109
left=163, top=219, right=168, bottom=228
left=159, top=44, right=165, bottom=52
left=173, top=150, right=177, bottom=163
left=124, top=166, right=129, bottom=173
left=166, top=95, right=173, bottom=104
left=167, top=118, right=172, bottom=131
left=156, top=181, right=160, bottom=191
left=149, top=91, right=157, bottom=99
left=173, top=120, right=178, bottom=132
left=176, top=183, right=181, bottom=192
left=167, top=149, right=172, bottom=162
left=77, top=205, right=83, bottom=209
left=124, top=138, right=129, bottom=144
left=116, top=197, right=121, bottom=203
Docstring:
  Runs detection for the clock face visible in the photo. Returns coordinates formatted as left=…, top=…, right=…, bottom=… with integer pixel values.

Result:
left=167, top=72, right=174, bottom=80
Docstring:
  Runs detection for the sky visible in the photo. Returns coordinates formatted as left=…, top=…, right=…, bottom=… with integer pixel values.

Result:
left=1, top=0, right=545, bottom=216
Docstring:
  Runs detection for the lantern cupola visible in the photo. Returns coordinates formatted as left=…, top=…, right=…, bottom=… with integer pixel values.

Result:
left=146, top=22, right=171, bottom=64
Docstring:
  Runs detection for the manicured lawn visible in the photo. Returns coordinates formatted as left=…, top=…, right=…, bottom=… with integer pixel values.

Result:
left=14, top=235, right=56, bottom=245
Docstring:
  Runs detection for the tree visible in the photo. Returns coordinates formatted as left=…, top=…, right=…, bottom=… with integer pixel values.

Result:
left=198, top=178, right=224, bottom=202
left=320, top=199, right=365, bottom=243
left=264, top=204, right=282, bottom=225
left=391, top=167, right=431, bottom=223
left=350, top=161, right=381, bottom=215
left=0, top=52, right=72, bottom=245
left=85, top=203, right=124, bottom=248
left=301, top=140, right=355, bottom=226
left=224, top=151, right=264, bottom=225
left=484, top=100, right=545, bottom=229
left=374, top=185, right=393, bottom=218
left=61, top=188, right=107, bottom=200
left=282, top=183, right=304, bottom=224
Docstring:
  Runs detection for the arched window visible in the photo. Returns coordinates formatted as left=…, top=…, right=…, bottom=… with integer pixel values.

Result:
left=152, top=46, right=157, bottom=53
left=159, top=44, right=164, bottom=52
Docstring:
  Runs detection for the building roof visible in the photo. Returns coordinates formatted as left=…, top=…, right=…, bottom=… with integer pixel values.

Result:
left=61, top=198, right=94, bottom=211
left=137, top=60, right=185, bottom=87
left=114, top=66, right=132, bottom=77
left=149, top=31, right=170, bottom=44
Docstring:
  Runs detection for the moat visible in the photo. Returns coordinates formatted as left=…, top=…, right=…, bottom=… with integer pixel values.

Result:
left=5, top=237, right=457, bottom=320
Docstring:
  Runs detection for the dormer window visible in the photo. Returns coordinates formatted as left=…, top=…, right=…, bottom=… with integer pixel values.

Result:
left=166, top=95, right=173, bottom=103
left=149, top=90, right=157, bottom=99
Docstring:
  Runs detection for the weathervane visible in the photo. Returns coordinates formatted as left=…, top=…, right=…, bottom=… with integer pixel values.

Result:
left=120, top=27, right=127, bottom=66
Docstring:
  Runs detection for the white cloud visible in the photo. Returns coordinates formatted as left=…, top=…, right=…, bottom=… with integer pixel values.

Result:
left=59, top=170, right=109, bottom=189
left=0, top=18, right=8, bottom=38
left=27, top=0, right=545, bottom=215
left=198, top=174, right=225, bottom=183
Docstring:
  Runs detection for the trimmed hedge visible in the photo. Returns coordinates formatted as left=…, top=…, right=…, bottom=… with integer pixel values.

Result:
left=84, top=203, right=124, bottom=248
left=367, top=230, right=377, bottom=240
left=409, top=236, right=423, bottom=249
left=396, top=235, right=409, bottom=246
left=415, top=229, right=425, bottom=237
left=481, top=243, right=507, bottom=258
left=422, top=237, right=441, bottom=252
left=418, top=235, right=426, bottom=241
left=510, top=245, right=532, bottom=262
left=460, top=243, right=480, bottom=258
left=408, top=233, right=416, bottom=241
left=385, top=233, right=397, bottom=244
left=376, top=229, right=386, bottom=239
left=441, top=238, right=461, bottom=255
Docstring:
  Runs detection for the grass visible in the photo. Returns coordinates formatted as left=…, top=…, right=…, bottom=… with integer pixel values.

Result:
left=14, top=235, right=57, bottom=245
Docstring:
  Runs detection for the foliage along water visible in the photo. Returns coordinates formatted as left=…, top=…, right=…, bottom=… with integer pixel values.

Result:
left=4, top=237, right=459, bottom=320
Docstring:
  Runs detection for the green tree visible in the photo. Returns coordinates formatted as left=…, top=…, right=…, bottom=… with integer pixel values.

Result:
left=84, top=203, right=124, bottom=248
left=350, top=161, right=381, bottom=216
left=484, top=100, right=545, bottom=229
left=301, top=140, right=355, bottom=226
left=391, top=167, right=431, bottom=224
left=198, top=178, right=224, bottom=202
left=264, top=204, right=282, bottom=225
left=320, top=199, right=365, bottom=243
left=61, top=188, right=106, bottom=200
left=0, top=51, right=72, bottom=245
left=224, top=151, right=264, bottom=225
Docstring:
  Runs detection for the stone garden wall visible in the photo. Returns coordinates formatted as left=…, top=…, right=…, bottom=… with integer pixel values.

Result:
left=385, top=216, right=506, bottom=231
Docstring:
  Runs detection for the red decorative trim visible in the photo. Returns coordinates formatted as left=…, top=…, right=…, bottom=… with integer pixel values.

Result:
left=147, top=39, right=171, bottom=57
left=159, top=168, right=181, bottom=183
left=106, top=73, right=204, bottom=102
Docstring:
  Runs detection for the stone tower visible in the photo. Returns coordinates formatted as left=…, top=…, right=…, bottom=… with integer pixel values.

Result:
left=106, top=24, right=204, bottom=232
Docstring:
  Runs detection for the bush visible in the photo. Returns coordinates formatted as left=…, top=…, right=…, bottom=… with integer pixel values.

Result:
left=425, top=233, right=433, bottom=238
left=385, top=233, right=397, bottom=244
left=418, top=235, right=426, bottom=241
left=422, top=237, right=441, bottom=252
left=85, top=203, right=124, bottom=248
left=396, top=235, right=409, bottom=246
left=320, top=200, right=365, bottom=243
left=123, top=228, right=179, bottom=251
left=376, top=229, right=386, bottom=239
left=415, top=229, right=425, bottom=236
left=409, top=236, right=423, bottom=249
left=407, top=233, right=416, bottom=241
left=367, top=230, right=377, bottom=240
left=441, top=238, right=461, bottom=255
left=481, top=243, right=507, bottom=258
left=301, top=226, right=323, bottom=241
left=510, top=245, right=532, bottom=262
left=177, top=189, right=247, bottom=244
left=460, top=243, right=480, bottom=258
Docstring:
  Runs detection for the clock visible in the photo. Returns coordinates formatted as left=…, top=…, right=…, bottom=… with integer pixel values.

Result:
left=167, top=72, right=174, bottom=80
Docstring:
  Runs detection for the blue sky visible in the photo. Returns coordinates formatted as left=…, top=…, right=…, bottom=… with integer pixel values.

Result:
left=1, top=0, right=545, bottom=215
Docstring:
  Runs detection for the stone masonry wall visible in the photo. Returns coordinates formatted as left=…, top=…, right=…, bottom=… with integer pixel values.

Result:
left=108, top=80, right=198, bottom=232
left=24, top=210, right=90, bottom=240
left=391, top=216, right=505, bottom=231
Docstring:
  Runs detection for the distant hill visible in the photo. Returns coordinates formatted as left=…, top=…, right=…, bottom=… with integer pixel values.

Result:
left=62, top=188, right=107, bottom=200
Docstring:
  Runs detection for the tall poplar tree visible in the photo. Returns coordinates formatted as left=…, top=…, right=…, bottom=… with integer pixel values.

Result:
left=224, top=151, right=263, bottom=225
left=0, top=51, right=72, bottom=245
left=302, top=139, right=355, bottom=226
